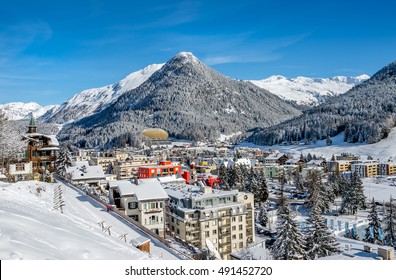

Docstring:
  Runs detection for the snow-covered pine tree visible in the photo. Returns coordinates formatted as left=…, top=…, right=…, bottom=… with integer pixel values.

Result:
left=340, top=176, right=355, bottom=214
left=56, top=146, right=74, bottom=178
left=351, top=171, right=366, bottom=210
left=383, top=196, right=396, bottom=248
left=363, top=198, right=383, bottom=245
left=305, top=170, right=333, bottom=212
left=0, top=112, right=26, bottom=169
left=272, top=197, right=306, bottom=260
left=257, top=202, right=268, bottom=227
left=293, top=171, right=304, bottom=191
left=218, top=163, right=230, bottom=191
left=305, top=204, right=340, bottom=259
left=245, top=167, right=257, bottom=193
left=231, top=164, right=243, bottom=191
left=254, top=170, right=269, bottom=204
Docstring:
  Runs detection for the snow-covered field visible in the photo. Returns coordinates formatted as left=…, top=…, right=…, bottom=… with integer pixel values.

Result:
left=238, top=128, right=396, bottom=161
left=0, top=181, right=180, bottom=260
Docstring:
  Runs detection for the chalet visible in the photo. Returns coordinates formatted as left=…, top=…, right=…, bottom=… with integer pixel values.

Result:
left=306, top=159, right=327, bottom=170
left=9, top=115, right=59, bottom=181
left=264, top=153, right=288, bottom=166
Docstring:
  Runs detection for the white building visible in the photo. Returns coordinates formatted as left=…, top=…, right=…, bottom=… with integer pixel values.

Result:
left=65, top=161, right=106, bottom=187
left=8, top=162, right=33, bottom=181
left=108, top=178, right=169, bottom=237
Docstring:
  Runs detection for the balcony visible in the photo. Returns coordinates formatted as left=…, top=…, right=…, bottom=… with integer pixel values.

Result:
left=219, top=238, right=231, bottom=245
left=186, top=226, right=200, bottom=233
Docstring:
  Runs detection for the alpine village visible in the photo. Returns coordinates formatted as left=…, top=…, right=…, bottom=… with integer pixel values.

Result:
left=2, top=52, right=396, bottom=261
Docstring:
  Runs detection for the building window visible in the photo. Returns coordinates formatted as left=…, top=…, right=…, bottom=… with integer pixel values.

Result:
left=233, top=243, right=237, bottom=248
left=239, top=242, right=243, bottom=248
left=213, top=229, right=217, bottom=235
left=176, top=229, right=180, bottom=234
left=128, top=202, right=137, bottom=209
left=213, top=238, right=217, bottom=244
left=239, top=233, right=243, bottom=239
left=239, top=225, right=243, bottom=230
left=212, top=220, right=216, bottom=226
left=16, top=164, right=25, bottom=171
left=239, top=216, right=243, bottom=222
left=232, top=234, right=236, bottom=239
left=205, top=231, right=210, bottom=237
left=232, top=226, right=236, bottom=231
left=232, top=217, right=236, bottom=222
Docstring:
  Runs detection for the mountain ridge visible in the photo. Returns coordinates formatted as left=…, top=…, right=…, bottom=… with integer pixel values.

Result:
left=250, top=74, right=369, bottom=105
left=249, top=60, right=396, bottom=146
left=58, top=52, right=302, bottom=148
left=42, top=63, right=165, bottom=123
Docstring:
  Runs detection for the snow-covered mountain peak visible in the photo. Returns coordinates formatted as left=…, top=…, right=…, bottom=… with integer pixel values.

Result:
left=0, top=102, right=57, bottom=120
left=250, top=74, right=370, bottom=106
left=172, top=52, right=200, bottom=65
left=44, top=63, right=164, bottom=123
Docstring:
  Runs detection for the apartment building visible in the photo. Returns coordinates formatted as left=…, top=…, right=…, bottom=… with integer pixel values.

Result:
left=164, top=184, right=254, bottom=260
left=108, top=178, right=168, bottom=237
left=378, top=162, right=396, bottom=176
left=113, top=156, right=156, bottom=180
left=351, top=161, right=379, bottom=177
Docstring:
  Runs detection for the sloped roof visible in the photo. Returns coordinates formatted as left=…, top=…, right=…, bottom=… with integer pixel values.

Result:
left=66, top=161, right=105, bottom=181
left=109, top=178, right=168, bottom=201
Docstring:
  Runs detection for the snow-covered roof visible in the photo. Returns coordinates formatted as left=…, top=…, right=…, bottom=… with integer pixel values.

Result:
left=23, top=133, right=59, bottom=147
left=157, top=175, right=186, bottom=184
left=265, top=153, right=286, bottom=160
left=130, top=236, right=150, bottom=247
left=306, top=159, right=326, bottom=165
left=47, top=135, right=59, bottom=147
left=66, top=161, right=105, bottom=181
left=109, top=179, right=168, bottom=201
left=37, top=147, right=59, bottom=151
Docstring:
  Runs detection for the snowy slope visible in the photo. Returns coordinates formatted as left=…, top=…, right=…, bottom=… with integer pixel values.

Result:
left=250, top=74, right=369, bottom=105
left=45, top=63, right=164, bottom=123
left=239, top=127, right=396, bottom=161
left=0, top=181, right=179, bottom=260
left=0, top=102, right=57, bottom=120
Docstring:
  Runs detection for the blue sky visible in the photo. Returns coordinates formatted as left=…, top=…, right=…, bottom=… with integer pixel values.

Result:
left=1, top=0, right=396, bottom=105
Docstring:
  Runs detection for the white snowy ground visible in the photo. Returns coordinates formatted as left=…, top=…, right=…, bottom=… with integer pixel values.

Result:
left=0, top=181, right=180, bottom=260
left=239, top=128, right=396, bottom=161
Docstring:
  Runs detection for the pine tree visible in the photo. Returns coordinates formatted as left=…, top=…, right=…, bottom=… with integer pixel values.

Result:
left=272, top=198, right=306, bottom=260
left=305, top=170, right=333, bottom=212
left=218, top=164, right=230, bottom=190
left=363, top=198, right=383, bottom=245
left=383, top=196, right=396, bottom=248
left=305, top=204, right=340, bottom=259
left=340, top=175, right=361, bottom=215
left=254, top=170, right=269, bottom=204
left=257, top=202, right=268, bottom=227
left=351, top=171, right=366, bottom=210
left=246, top=167, right=258, bottom=193
left=56, top=146, right=74, bottom=178
left=231, top=164, right=243, bottom=191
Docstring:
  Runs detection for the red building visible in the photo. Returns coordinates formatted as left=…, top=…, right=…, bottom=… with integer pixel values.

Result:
left=197, top=174, right=221, bottom=188
left=138, top=161, right=182, bottom=179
